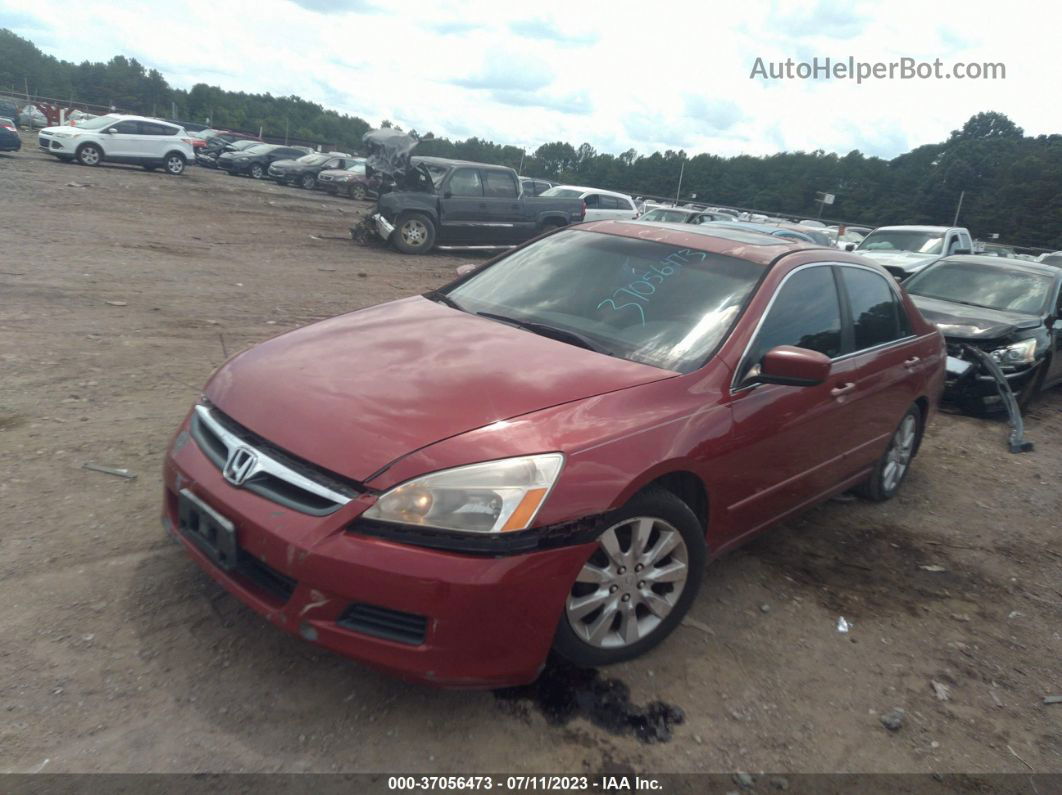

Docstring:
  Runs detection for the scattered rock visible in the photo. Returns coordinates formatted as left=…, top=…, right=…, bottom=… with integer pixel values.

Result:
left=759, top=603, right=771, bottom=614
left=318, top=267, right=337, bottom=272
left=357, top=272, right=368, bottom=277
left=919, top=564, right=947, bottom=573
left=1044, top=695, right=1062, bottom=705
left=732, top=772, right=754, bottom=789
left=837, top=616, right=851, bottom=633
left=681, top=617, right=714, bottom=635
left=931, top=680, right=951, bottom=701
left=104, top=300, right=127, bottom=307
left=880, top=708, right=905, bottom=731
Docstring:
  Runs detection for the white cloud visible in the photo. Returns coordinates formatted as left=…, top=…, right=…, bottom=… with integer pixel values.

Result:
left=0, top=0, right=1053, bottom=159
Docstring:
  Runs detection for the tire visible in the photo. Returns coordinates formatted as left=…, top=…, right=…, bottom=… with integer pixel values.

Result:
left=249, top=163, right=264, bottom=180
left=349, top=182, right=367, bottom=200
left=392, top=213, right=437, bottom=254
left=76, top=143, right=102, bottom=167
left=164, top=153, right=185, bottom=175
left=300, top=173, right=316, bottom=190
left=854, top=404, right=923, bottom=501
left=552, top=487, right=707, bottom=667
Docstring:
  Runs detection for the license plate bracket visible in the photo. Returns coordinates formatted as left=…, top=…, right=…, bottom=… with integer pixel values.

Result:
left=177, top=488, right=239, bottom=571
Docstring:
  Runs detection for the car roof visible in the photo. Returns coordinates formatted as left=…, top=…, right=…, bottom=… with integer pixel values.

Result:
left=576, top=220, right=831, bottom=265
left=706, top=221, right=810, bottom=237
left=411, top=156, right=510, bottom=170
left=872, top=225, right=954, bottom=233
left=937, top=254, right=1062, bottom=277
left=551, top=185, right=634, bottom=199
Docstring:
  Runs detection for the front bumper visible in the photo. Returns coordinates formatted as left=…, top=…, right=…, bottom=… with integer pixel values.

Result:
left=38, top=134, right=74, bottom=155
left=372, top=213, right=395, bottom=240
left=161, top=413, right=591, bottom=687
left=944, top=349, right=1040, bottom=406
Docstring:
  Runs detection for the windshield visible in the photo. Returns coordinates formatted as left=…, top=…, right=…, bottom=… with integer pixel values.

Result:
left=905, top=261, right=1053, bottom=314
left=445, top=229, right=763, bottom=372
left=858, top=230, right=944, bottom=254
left=540, top=187, right=583, bottom=198
left=641, top=209, right=693, bottom=223
left=230, top=139, right=258, bottom=150
left=297, top=154, right=330, bottom=164
left=70, top=114, right=120, bottom=131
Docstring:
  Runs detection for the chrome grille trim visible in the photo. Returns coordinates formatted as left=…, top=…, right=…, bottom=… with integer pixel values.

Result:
left=192, top=404, right=354, bottom=512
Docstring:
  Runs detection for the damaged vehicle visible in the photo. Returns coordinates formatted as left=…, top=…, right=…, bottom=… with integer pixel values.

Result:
left=267, top=152, right=359, bottom=190
left=359, top=129, right=585, bottom=253
left=163, top=222, right=944, bottom=687
left=904, top=255, right=1062, bottom=413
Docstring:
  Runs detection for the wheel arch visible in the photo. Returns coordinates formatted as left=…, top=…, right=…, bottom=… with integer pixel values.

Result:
left=76, top=140, right=104, bottom=158
left=612, top=467, right=709, bottom=535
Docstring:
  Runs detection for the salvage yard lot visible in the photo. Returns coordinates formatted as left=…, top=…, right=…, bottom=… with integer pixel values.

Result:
left=1, top=136, right=1060, bottom=775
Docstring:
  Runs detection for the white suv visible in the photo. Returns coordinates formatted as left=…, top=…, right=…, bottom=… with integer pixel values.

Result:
left=539, top=185, right=639, bottom=221
left=38, top=113, right=194, bottom=175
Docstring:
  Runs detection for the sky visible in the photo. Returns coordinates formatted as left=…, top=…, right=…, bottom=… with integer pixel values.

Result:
left=1, top=0, right=1059, bottom=160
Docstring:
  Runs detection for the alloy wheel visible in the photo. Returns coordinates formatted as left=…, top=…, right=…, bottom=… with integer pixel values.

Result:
left=566, top=516, right=689, bottom=649
left=400, top=219, right=428, bottom=247
left=882, top=414, right=917, bottom=492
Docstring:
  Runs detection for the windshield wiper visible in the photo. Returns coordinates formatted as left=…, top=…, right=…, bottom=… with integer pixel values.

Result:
left=426, top=291, right=466, bottom=312
left=475, top=311, right=611, bottom=355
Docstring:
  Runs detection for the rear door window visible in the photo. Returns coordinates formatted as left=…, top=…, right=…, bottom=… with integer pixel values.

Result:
left=484, top=170, right=518, bottom=198
left=841, top=267, right=910, bottom=349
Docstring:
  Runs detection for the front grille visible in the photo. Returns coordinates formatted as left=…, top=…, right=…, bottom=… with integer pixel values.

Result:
left=236, top=556, right=297, bottom=603
left=337, top=603, right=428, bottom=645
left=189, top=403, right=361, bottom=516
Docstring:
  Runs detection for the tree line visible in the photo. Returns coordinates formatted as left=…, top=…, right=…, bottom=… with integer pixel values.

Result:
left=3, top=28, right=1060, bottom=248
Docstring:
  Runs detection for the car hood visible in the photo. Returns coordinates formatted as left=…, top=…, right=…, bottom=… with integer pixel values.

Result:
left=909, top=295, right=1042, bottom=340
left=269, top=159, right=302, bottom=170
left=204, top=296, right=676, bottom=482
left=854, top=250, right=938, bottom=272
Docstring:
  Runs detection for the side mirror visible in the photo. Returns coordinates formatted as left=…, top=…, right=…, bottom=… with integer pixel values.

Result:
left=953, top=248, right=972, bottom=255
left=106, top=128, right=117, bottom=134
left=755, top=346, right=831, bottom=387
left=844, top=243, right=856, bottom=251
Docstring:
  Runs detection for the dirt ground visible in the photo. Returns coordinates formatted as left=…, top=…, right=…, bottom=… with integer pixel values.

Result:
left=1, top=131, right=1060, bottom=777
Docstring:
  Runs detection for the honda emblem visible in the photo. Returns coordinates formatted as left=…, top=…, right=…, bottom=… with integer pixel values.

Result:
left=223, top=446, right=258, bottom=486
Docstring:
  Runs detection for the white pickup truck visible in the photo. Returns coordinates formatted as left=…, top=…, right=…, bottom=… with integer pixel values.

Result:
left=851, top=225, right=973, bottom=280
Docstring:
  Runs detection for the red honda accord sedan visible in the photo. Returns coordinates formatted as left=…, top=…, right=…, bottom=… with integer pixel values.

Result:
left=162, top=221, right=945, bottom=687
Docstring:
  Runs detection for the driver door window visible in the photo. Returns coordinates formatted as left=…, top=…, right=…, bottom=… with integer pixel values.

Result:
left=741, top=266, right=842, bottom=382
left=449, top=168, right=483, bottom=197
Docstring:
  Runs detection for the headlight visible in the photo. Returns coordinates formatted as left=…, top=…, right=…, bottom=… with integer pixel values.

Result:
left=52, top=131, right=74, bottom=138
left=990, top=338, right=1037, bottom=367
left=363, top=454, right=564, bottom=534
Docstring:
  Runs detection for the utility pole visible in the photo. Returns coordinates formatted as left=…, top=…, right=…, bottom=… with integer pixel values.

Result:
left=953, top=190, right=965, bottom=226
left=674, top=159, right=685, bottom=204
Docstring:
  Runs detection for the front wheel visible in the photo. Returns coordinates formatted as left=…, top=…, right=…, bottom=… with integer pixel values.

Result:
left=164, top=153, right=185, bottom=175
left=392, top=213, right=436, bottom=254
left=76, top=143, right=102, bottom=167
left=349, top=182, right=367, bottom=200
left=300, top=173, right=316, bottom=190
left=249, top=163, right=264, bottom=179
left=855, top=405, right=922, bottom=501
left=553, top=488, right=706, bottom=667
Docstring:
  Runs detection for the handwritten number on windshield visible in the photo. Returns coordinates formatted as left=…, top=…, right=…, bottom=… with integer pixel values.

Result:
left=596, top=249, right=706, bottom=327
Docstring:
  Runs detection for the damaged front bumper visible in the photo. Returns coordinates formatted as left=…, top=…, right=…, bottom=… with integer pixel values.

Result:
left=372, top=213, right=395, bottom=241
left=946, top=345, right=1035, bottom=453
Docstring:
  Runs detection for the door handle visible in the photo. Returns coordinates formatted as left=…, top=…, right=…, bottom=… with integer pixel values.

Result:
left=830, top=382, right=856, bottom=397
left=904, top=356, right=921, bottom=368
